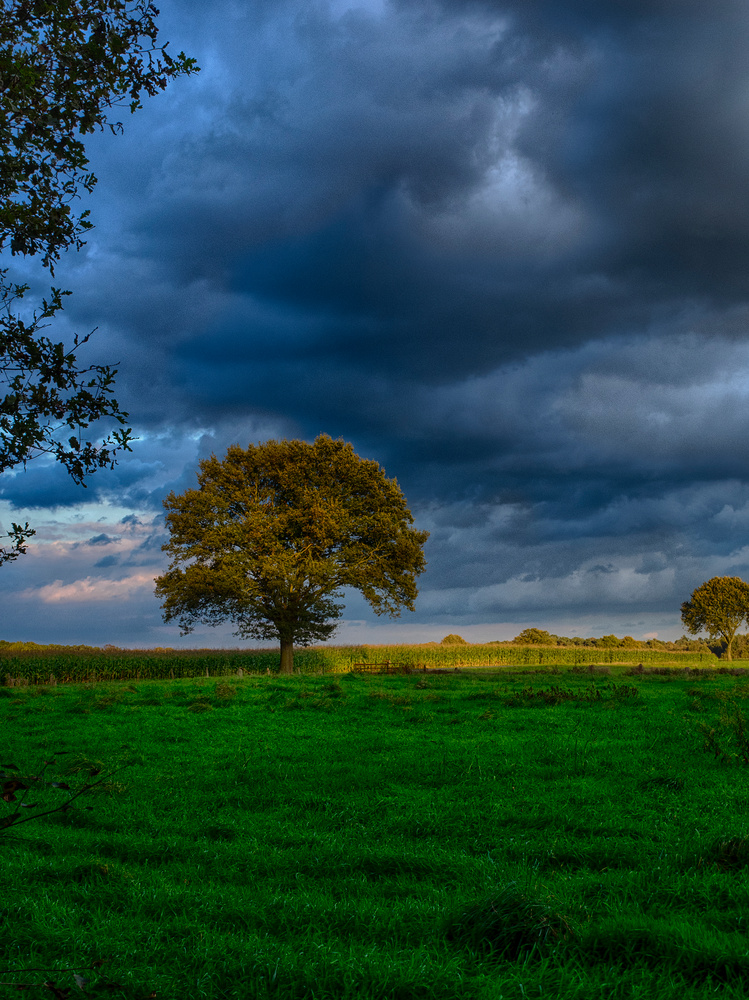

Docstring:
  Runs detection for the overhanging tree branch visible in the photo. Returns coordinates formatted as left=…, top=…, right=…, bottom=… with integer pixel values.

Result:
left=0, top=0, right=198, bottom=559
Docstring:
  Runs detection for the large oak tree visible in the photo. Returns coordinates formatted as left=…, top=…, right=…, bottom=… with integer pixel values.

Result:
left=681, top=576, right=749, bottom=660
left=0, top=0, right=197, bottom=563
left=155, top=435, right=430, bottom=673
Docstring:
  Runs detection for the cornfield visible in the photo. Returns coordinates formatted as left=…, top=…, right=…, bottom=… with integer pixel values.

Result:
left=0, top=642, right=718, bottom=686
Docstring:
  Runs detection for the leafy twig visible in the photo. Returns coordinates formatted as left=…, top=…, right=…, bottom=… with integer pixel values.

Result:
left=1, top=755, right=134, bottom=837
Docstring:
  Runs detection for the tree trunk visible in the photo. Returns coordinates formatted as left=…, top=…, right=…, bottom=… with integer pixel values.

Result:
left=725, top=635, right=734, bottom=661
left=279, top=638, right=294, bottom=674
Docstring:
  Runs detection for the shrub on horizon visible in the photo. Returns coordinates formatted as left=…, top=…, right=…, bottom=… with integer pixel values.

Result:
left=597, top=634, right=621, bottom=647
left=512, top=628, right=555, bottom=645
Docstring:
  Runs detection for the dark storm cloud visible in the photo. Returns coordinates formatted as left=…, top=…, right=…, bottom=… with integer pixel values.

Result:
left=0, top=465, right=92, bottom=511
left=86, top=534, right=119, bottom=546
left=115, top=0, right=749, bottom=387
left=94, top=554, right=120, bottom=568
left=65, top=0, right=591, bottom=395
left=60, top=0, right=749, bottom=395
left=0, top=448, right=170, bottom=511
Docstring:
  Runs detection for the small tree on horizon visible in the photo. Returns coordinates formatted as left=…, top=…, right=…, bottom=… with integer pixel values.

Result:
left=597, top=634, right=620, bottom=647
left=619, top=635, right=641, bottom=648
left=681, top=576, right=749, bottom=661
left=154, top=435, right=429, bottom=673
left=513, top=628, right=554, bottom=645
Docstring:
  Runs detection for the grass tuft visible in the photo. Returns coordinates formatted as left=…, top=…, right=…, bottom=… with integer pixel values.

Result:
left=696, top=697, right=749, bottom=765
left=700, top=834, right=749, bottom=871
left=443, top=882, right=574, bottom=961
left=213, top=681, right=237, bottom=700
left=637, top=775, right=685, bottom=791
left=187, top=698, right=212, bottom=713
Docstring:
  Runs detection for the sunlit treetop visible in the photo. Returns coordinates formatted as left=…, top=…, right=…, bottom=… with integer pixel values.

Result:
left=155, top=435, right=430, bottom=672
left=681, top=575, right=749, bottom=661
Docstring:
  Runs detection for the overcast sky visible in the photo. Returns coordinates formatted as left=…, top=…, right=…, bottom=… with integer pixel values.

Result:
left=3, top=0, right=749, bottom=648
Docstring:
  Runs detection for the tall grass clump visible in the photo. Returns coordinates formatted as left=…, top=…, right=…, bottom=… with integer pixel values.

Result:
left=444, top=882, right=574, bottom=961
left=695, top=693, right=749, bottom=765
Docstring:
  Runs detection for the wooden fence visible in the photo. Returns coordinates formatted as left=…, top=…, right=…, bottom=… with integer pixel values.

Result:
left=351, top=661, right=429, bottom=674
left=353, top=661, right=395, bottom=673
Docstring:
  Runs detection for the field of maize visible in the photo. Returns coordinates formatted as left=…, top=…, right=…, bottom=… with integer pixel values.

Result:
left=0, top=641, right=718, bottom=686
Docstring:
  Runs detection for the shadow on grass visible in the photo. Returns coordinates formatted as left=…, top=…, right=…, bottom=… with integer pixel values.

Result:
left=693, top=834, right=749, bottom=872
left=576, top=916, right=749, bottom=984
left=443, top=882, right=574, bottom=962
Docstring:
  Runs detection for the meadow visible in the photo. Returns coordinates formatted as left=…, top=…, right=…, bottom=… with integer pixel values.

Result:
left=3, top=662, right=749, bottom=998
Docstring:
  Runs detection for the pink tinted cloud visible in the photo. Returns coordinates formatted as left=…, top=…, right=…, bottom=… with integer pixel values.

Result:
left=23, top=572, right=155, bottom=604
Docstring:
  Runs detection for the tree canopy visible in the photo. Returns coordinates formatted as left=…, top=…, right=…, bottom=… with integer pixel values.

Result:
left=680, top=576, right=749, bottom=660
left=512, top=628, right=554, bottom=645
left=0, top=0, right=197, bottom=564
left=154, top=435, right=430, bottom=673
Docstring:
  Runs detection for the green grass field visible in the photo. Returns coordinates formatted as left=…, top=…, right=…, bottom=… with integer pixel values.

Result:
left=3, top=664, right=749, bottom=998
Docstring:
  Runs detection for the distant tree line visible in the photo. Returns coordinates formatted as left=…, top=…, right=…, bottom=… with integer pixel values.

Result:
left=440, top=629, right=713, bottom=652
left=501, top=628, right=712, bottom=652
